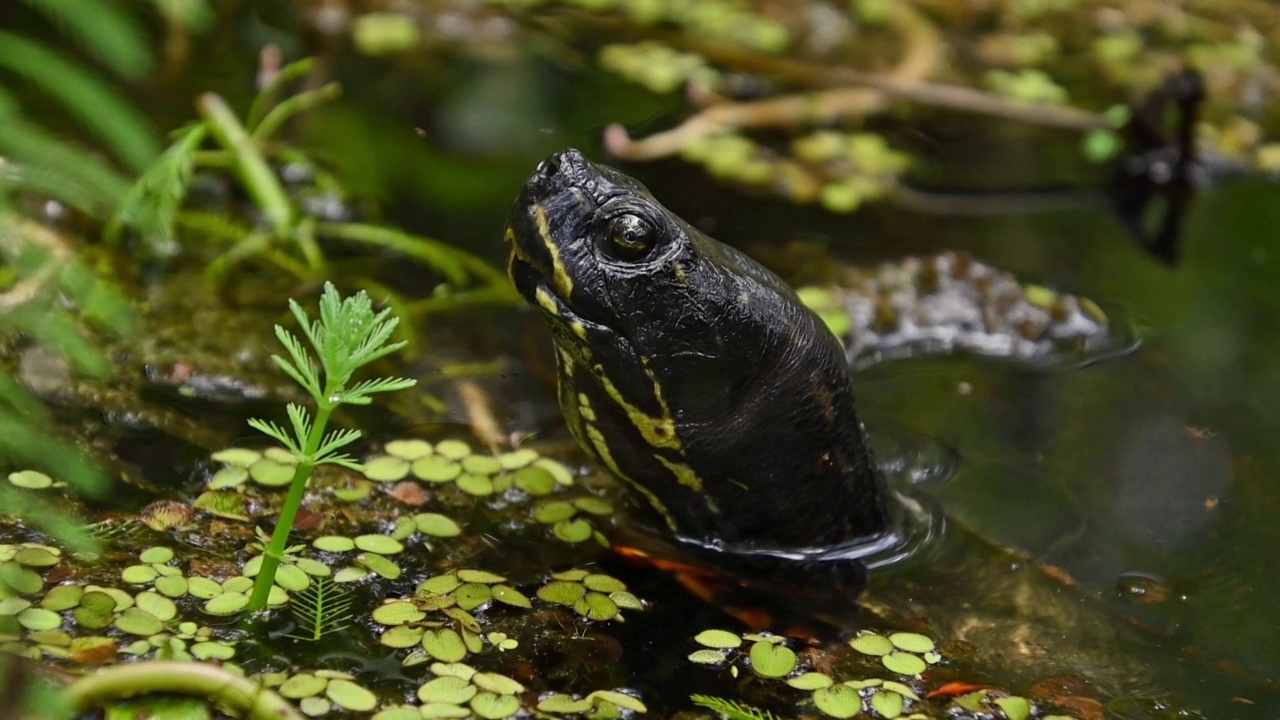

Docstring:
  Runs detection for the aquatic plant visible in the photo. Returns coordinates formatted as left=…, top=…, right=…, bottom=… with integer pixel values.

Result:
left=108, top=57, right=518, bottom=337
left=0, top=0, right=184, bottom=559
left=245, top=282, right=416, bottom=611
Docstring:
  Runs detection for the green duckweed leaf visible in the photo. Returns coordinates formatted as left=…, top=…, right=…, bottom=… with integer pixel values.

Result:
left=313, top=536, right=356, bottom=553
left=326, top=679, right=378, bottom=711
left=208, top=466, right=248, bottom=489
left=889, top=632, right=935, bottom=654
left=154, top=575, right=188, bottom=598
left=0, top=597, right=32, bottom=615
left=534, top=501, right=577, bottom=524
left=73, top=591, right=116, bottom=628
left=551, top=569, right=589, bottom=581
left=454, top=583, right=491, bottom=611
left=748, top=640, right=797, bottom=678
left=13, top=547, right=59, bottom=567
left=871, top=690, right=904, bottom=719
left=882, top=651, right=927, bottom=676
left=534, top=458, right=574, bottom=485
left=364, top=455, right=411, bottom=482
left=333, top=566, right=369, bottom=583
left=187, top=577, right=222, bottom=599
left=578, top=591, right=622, bottom=620
left=587, top=690, right=647, bottom=713
left=435, top=440, right=471, bottom=459
left=121, top=565, right=159, bottom=584
left=611, top=591, right=643, bottom=610
left=582, top=574, right=626, bottom=593
left=135, top=591, right=177, bottom=621
left=373, top=600, right=425, bottom=626
left=470, top=692, right=520, bottom=719
left=139, top=547, right=174, bottom=564
left=694, top=629, right=742, bottom=649
left=380, top=626, right=425, bottom=648
left=333, top=481, right=373, bottom=503
left=788, top=672, right=833, bottom=690
left=412, top=456, right=461, bottom=483
left=512, top=466, right=556, bottom=495
left=498, top=448, right=538, bottom=469
left=572, top=497, right=613, bottom=515
left=461, top=455, right=501, bottom=476
left=418, top=675, right=476, bottom=704
left=442, top=607, right=481, bottom=634
left=415, top=513, right=462, bottom=537
left=212, top=448, right=261, bottom=467
left=248, top=458, right=294, bottom=486
left=688, top=649, right=727, bottom=664
left=299, top=696, right=330, bottom=716
left=923, top=651, right=942, bottom=664
left=41, top=585, right=83, bottom=611
left=814, top=684, right=861, bottom=718
left=882, top=681, right=919, bottom=700
left=275, top=564, right=312, bottom=592
left=553, top=518, right=593, bottom=543
left=456, top=473, right=494, bottom=496
left=850, top=632, right=894, bottom=656
left=471, top=672, right=524, bottom=695
left=538, top=580, right=587, bottom=606
left=114, top=606, right=163, bottom=635
left=385, top=439, right=433, bottom=459
left=430, top=662, right=476, bottom=680
left=491, top=584, right=531, bottom=608
left=191, top=641, right=235, bottom=660
left=280, top=673, right=327, bottom=698
left=421, top=703, right=473, bottom=718
left=457, top=569, right=505, bottom=584
left=537, top=694, right=594, bottom=713
left=222, top=576, right=253, bottom=594
left=294, top=558, right=331, bottom=577
left=418, top=573, right=462, bottom=596
left=203, top=592, right=249, bottom=616
left=954, top=691, right=988, bottom=712
left=422, top=628, right=467, bottom=661
left=994, top=696, right=1031, bottom=720
left=17, top=607, right=61, bottom=631
left=374, top=706, right=423, bottom=720
left=354, top=534, right=403, bottom=554
left=356, top=552, right=401, bottom=579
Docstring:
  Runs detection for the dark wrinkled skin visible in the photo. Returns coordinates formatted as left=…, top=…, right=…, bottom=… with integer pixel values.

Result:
left=507, top=149, right=892, bottom=551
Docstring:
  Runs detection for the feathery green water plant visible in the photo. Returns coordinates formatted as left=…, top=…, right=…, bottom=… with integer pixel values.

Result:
left=285, top=577, right=353, bottom=642
left=245, top=282, right=416, bottom=611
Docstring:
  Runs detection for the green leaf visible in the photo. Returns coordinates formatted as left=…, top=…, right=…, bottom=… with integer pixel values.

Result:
left=748, top=640, right=796, bottom=678
left=0, top=31, right=158, bottom=169
left=20, top=0, right=153, bottom=79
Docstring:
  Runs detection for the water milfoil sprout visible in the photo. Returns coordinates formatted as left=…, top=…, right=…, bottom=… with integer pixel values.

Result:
left=245, top=282, right=416, bottom=611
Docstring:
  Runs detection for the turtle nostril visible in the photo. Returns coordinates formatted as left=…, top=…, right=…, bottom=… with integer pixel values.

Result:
left=537, top=153, right=562, bottom=178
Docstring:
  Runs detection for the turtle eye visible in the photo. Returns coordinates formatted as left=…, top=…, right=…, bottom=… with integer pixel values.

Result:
left=603, top=214, right=656, bottom=261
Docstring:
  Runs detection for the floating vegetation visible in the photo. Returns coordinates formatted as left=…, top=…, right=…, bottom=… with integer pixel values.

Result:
left=686, top=628, right=955, bottom=719
left=264, top=669, right=379, bottom=714
left=535, top=569, right=643, bottom=622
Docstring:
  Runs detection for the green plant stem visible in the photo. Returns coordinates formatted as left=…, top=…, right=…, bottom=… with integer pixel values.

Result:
left=317, top=221, right=513, bottom=290
left=247, top=57, right=318, bottom=129
left=251, top=82, right=341, bottom=144
left=247, top=400, right=334, bottom=611
left=62, top=660, right=303, bottom=720
left=196, top=92, right=294, bottom=231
